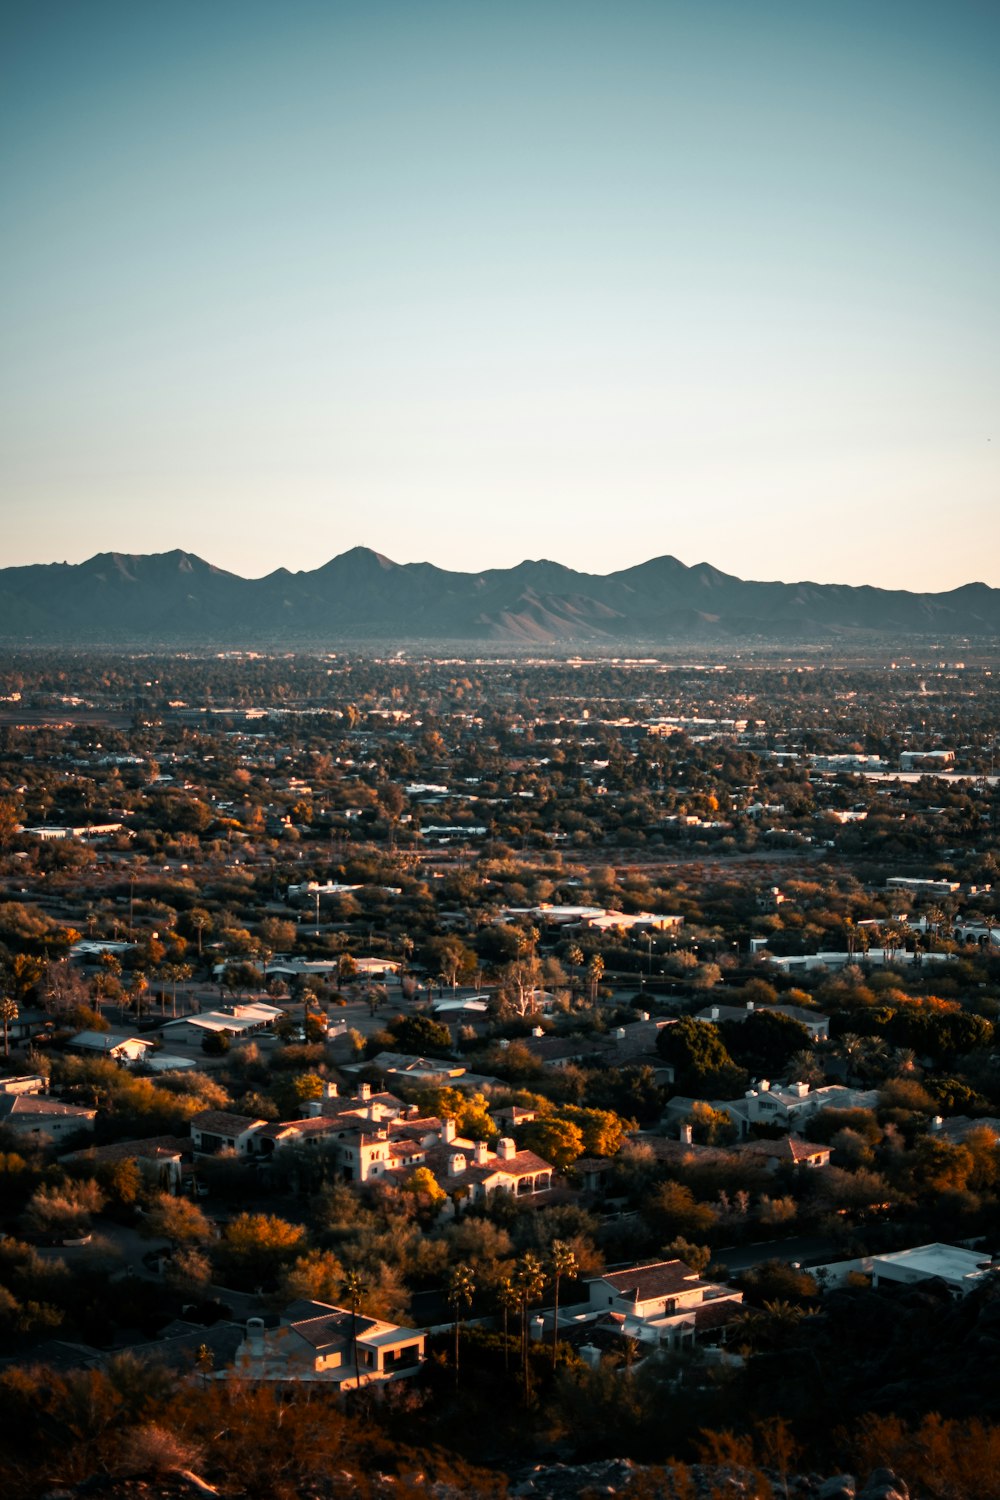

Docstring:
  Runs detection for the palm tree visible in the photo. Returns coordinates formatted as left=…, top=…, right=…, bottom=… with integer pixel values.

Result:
left=514, top=1251, right=546, bottom=1403
left=497, top=1275, right=518, bottom=1374
left=342, top=1270, right=368, bottom=1389
left=549, top=1239, right=577, bottom=1369
left=445, top=1262, right=476, bottom=1379
left=128, top=970, right=149, bottom=1020
left=0, top=995, right=18, bottom=1057
left=189, top=909, right=211, bottom=960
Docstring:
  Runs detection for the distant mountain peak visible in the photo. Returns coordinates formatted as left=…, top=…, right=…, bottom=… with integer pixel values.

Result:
left=0, top=548, right=996, bottom=646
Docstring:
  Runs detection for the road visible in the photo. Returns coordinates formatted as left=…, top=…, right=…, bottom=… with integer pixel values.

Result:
left=712, top=1234, right=838, bottom=1273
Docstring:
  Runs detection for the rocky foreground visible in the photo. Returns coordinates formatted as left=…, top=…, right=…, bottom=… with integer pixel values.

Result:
left=39, top=1458, right=913, bottom=1500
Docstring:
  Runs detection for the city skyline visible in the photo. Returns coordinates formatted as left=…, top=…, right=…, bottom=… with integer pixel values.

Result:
left=2, top=1, right=998, bottom=590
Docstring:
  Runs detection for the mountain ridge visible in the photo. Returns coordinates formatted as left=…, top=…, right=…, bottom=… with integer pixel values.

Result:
left=0, top=547, right=997, bottom=645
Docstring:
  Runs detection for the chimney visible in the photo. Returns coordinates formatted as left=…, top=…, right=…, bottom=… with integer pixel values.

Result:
left=358, top=1082, right=371, bottom=1101
left=530, top=1315, right=545, bottom=1342
left=746, top=1000, right=754, bottom=1012
left=639, top=1011, right=650, bottom=1023
left=680, top=1122, right=693, bottom=1145
left=442, top=1118, right=456, bottom=1143
left=301, top=1099, right=323, bottom=1118
left=759, top=1079, right=770, bottom=1092
left=532, top=1026, right=544, bottom=1038
left=710, top=1006, right=719, bottom=1021
left=323, top=1080, right=339, bottom=1100
left=246, top=1317, right=265, bottom=1360
left=448, top=1152, right=466, bottom=1177
left=474, top=1140, right=489, bottom=1165
left=931, top=1115, right=944, bottom=1132
left=497, top=1136, right=516, bottom=1160
left=612, top=1027, right=626, bottom=1042
left=579, top=1343, right=601, bottom=1370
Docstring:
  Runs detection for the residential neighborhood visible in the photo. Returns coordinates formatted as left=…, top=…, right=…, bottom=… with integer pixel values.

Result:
left=0, top=651, right=999, bottom=1493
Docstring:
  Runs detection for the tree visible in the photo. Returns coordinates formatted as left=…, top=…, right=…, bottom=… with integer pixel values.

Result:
left=445, top=1262, right=476, bottom=1379
left=143, top=1194, right=212, bottom=1247
left=644, top=1180, right=717, bottom=1240
left=217, top=1213, right=306, bottom=1289
left=720, top=1010, right=813, bottom=1078
left=549, top=1239, right=577, bottom=1369
left=496, top=1275, right=518, bottom=1372
left=519, top=1117, right=585, bottom=1171
left=497, top=957, right=544, bottom=1017
left=656, top=1017, right=747, bottom=1098
left=663, top=1237, right=712, bottom=1275
left=513, top=1251, right=546, bottom=1402
left=342, top=1269, right=368, bottom=1389
left=187, top=909, right=212, bottom=959
left=0, top=995, right=17, bottom=1057
left=278, top=1249, right=346, bottom=1306
left=381, top=1013, right=453, bottom=1058
left=401, top=1166, right=446, bottom=1216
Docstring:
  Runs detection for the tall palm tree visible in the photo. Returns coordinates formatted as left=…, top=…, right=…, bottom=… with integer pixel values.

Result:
left=496, top=1275, right=518, bottom=1374
left=446, top=1262, right=476, bottom=1379
left=0, top=995, right=18, bottom=1057
left=549, top=1239, right=577, bottom=1369
left=514, top=1251, right=546, bottom=1403
left=341, top=1270, right=368, bottom=1389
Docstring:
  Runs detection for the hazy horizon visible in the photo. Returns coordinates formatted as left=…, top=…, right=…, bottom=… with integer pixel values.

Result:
left=2, top=1, right=998, bottom=590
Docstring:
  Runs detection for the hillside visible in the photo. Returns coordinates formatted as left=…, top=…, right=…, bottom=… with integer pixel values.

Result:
left=1, top=548, right=998, bottom=645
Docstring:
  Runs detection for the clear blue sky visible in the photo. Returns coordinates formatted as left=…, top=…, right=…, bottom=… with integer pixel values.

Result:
left=2, top=0, right=997, bottom=588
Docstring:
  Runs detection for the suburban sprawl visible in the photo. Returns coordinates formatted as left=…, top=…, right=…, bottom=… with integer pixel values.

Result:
left=1, top=650, right=999, bottom=1499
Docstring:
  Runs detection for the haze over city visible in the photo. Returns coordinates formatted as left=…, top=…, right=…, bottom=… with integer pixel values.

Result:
left=2, top=0, right=998, bottom=590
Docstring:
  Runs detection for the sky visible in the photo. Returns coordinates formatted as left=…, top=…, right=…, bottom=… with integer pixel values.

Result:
left=1, top=0, right=998, bottom=590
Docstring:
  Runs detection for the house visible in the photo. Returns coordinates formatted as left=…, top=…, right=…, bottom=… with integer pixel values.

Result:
left=869, top=1243, right=996, bottom=1294
left=421, top=1134, right=553, bottom=1205
left=363, top=1052, right=467, bottom=1086
left=160, top=1007, right=277, bottom=1047
left=581, top=911, right=684, bottom=933
left=68, top=1031, right=156, bottom=1066
left=665, top=1081, right=879, bottom=1139
left=0, top=1074, right=47, bottom=1095
left=815, top=1242, right=999, bottom=1296
left=352, top=957, right=402, bottom=979
left=0, top=1092, right=97, bottom=1144
left=929, top=1115, right=1000, bottom=1145
left=733, top=1136, right=831, bottom=1170
left=232, top=1302, right=425, bottom=1386
left=564, top=1259, right=743, bottom=1352
left=190, top=1109, right=269, bottom=1156
left=61, top=1135, right=190, bottom=1192
left=521, top=1034, right=603, bottom=1070
left=598, top=1016, right=676, bottom=1062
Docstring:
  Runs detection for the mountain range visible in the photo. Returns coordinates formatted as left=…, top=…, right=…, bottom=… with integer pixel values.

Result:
left=0, top=548, right=998, bottom=647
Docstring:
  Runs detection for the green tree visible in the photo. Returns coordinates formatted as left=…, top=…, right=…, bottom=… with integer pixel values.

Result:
left=342, top=1269, right=368, bottom=1389
left=720, top=1010, right=813, bottom=1078
left=549, top=1239, right=577, bottom=1369
left=445, top=1262, right=476, bottom=1379
left=0, top=995, right=18, bottom=1057
left=519, top=1117, right=585, bottom=1171
left=656, top=1017, right=747, bottom=1098
left=217, top=1213, right=306, bottom=1289
left=513, top=1251, right=546, bottom=1403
